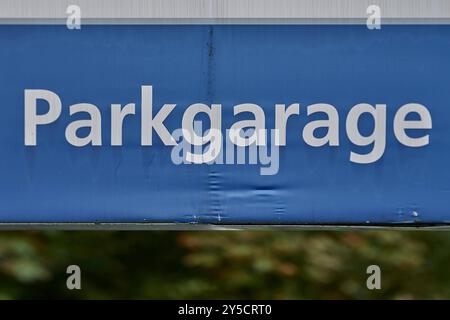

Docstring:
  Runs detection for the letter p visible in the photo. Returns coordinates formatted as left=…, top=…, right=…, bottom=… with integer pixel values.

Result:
left=25, top=90, right=62, bottom=146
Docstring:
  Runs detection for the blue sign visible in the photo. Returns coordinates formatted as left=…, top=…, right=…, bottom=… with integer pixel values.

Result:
left=0, top=24, right=448, bottom=224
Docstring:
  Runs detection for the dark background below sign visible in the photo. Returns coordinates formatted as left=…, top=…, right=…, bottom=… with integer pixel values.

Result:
left=0, top=230, right=449, bottom=299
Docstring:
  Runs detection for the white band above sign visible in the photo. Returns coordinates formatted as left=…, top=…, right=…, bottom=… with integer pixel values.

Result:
left=0, top=0, right=450, bottom=24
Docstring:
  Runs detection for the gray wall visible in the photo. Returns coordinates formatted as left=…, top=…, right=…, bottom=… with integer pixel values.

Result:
left=0, top=0, right=449, bottom=22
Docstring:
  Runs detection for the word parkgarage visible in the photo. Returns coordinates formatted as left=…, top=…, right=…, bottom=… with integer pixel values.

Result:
left=24, top=85, right=432, bottom=164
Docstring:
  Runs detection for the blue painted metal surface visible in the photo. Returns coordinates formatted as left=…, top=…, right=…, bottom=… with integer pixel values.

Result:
left=0, top=25, right=449, bottom=224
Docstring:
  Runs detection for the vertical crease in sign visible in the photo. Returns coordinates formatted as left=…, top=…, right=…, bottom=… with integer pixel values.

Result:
left=206, top=25, right=224, bottom=222
left=207, top=25, right=214, bottom=101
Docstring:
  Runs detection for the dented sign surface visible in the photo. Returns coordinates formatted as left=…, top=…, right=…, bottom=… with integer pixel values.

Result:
left=0, top=25, right=449, bottom=224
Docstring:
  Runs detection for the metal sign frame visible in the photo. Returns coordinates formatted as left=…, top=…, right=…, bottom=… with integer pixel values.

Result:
left=1, top=0, right=450, bottom=229
left=1, top=0, right=450, bottom=24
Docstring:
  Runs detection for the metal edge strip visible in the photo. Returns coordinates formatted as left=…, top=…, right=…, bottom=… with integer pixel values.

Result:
left=0, top=223, right=449, bottom=231
left=1, top=18, right=450, bottom=24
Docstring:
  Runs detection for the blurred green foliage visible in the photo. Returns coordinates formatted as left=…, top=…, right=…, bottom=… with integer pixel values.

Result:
left=0, top=230, right=450, bottom=299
